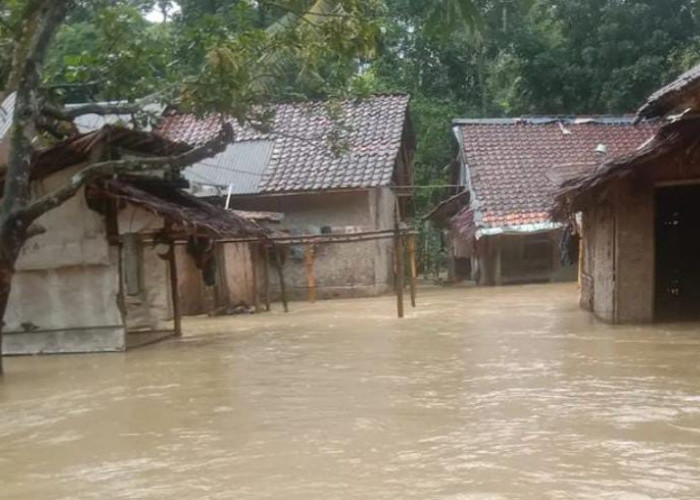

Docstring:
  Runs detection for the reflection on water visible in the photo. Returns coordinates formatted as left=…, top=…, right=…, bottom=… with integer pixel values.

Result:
left=2, top=284, right=700, bottom=499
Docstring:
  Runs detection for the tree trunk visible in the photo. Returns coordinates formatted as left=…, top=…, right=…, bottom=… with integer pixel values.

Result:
left=0, top=0, right=71, bottom=375
left=0, top=258, right=15, bottom=375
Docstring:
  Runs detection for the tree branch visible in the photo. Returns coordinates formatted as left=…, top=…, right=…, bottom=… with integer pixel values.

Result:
left=2, top=0, right=71, bottom=216
left=20, top=123, right=234, bottom=225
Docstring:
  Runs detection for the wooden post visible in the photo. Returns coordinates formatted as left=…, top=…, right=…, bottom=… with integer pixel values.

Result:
left=168, top=242, right=182, bottom=337
left=263, top=244, right=271, bottom=311
left=394, top=229, right=405, bottom=319
left=578, top=225, right=584, bottom=290
left=408, top=233, right=417, bottom=308
left=251, top=242, right=260, bottom=313
left=274, top=245, right=289, bottom=313
left=305, top=244, right=316, bottom=303
left=394, top=199, right=404, bottom=319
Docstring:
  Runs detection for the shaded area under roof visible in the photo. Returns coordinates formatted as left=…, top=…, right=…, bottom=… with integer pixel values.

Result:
left=423, top=190, right=470, bottom=227
left=88, top=176, right=269, bottom=239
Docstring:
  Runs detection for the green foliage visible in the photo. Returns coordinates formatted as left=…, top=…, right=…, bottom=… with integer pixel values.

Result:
left=46, top=5, right=174, bottom=101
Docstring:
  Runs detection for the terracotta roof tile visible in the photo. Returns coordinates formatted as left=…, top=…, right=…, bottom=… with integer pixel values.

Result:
left=157, top=94, right=411, bottom=193
left=456, top=118, right=658, bottom=229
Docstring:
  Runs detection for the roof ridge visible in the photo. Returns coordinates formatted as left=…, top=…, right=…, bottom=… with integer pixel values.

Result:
left=453, top=115, right=643, bottom=126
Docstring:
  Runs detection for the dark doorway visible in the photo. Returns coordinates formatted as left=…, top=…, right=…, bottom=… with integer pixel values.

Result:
left=655, top=185, right=700, bottom=321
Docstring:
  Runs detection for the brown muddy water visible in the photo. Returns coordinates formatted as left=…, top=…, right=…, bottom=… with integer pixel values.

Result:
left=3, top=284, right=700, bottom=499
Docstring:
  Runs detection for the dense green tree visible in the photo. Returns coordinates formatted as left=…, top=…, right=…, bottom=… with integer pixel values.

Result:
left=0, top=0, right=383, bottom=373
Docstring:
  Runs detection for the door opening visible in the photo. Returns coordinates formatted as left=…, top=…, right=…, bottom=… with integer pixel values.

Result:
left=655, top=185, right=700, bottom=321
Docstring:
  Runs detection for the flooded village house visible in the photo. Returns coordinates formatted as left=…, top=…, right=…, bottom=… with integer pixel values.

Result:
left=555, top=64, right=700, bottom=324
left=0, top=125, right=265, bottom=354
left=157, top=94, right=415, bottom=301
left=444, top=118, right=655, bottom=286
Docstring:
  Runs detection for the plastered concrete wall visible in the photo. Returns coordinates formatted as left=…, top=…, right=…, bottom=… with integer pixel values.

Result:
left=117, top=206, right=173, bottom=330
left=475, top=230, right=576, bottom=286
left=4, top=166, right=126, bottom=354
left=230, top=188, right=395, bottom=300
left=496, top=230, right=576, bottom=285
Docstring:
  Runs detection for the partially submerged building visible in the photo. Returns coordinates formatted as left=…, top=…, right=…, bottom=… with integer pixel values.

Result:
left=555, top=64, right=700, bottom=323
left=447, top=118, right=656, bottom=286
left=157, top=94, right=415, bottom=300
left=1, top=126, right=265, bottom=354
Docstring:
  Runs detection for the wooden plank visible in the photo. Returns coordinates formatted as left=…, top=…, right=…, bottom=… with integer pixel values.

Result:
left=394, top=199, right=405, bottom=319
left=305, top=244, right=316, bottom=303
left=168, top=242, right=182, bottom=337
left=274, top=245, right=289, bottom=313
left=263, top=245, right=271, bottom=311
left=394, top=229, right=405, bottom=319
left=251, top=242, right=260, bottom=313
left=408, top=233, right=417, bottom=308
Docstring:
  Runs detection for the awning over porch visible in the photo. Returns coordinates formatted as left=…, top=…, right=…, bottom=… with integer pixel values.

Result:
left=87, top=176, right=270, bottom=240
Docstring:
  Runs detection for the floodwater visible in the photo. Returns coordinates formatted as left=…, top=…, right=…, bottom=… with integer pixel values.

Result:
left=3, top=284, right=700, bottom=499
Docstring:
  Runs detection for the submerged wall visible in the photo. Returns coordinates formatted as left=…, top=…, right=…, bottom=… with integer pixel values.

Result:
left=230, top=188, right=396, bottom=300
left=474, top=229, right=577, bottom=286
left=581, top=174, right=661, bottom=324
left=3, top=165, right=126, bottom=354
left=117, top=205, right=173, bottom=331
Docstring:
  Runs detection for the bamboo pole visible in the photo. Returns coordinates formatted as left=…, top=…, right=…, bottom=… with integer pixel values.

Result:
left=408, top=233, right=417, bottom=308
left=251, top=242, right=260, bottom=313
left=263, top=245, right=271, bottom=311
left=168, top=242, right=182, bottom=337
left=305, top=244, right=316, bottom=303
left=274, top=245, right=289, bottom=313
left=307, top=246, right=316, bottom=303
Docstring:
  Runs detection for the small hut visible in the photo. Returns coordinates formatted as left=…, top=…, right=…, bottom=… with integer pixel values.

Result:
left=2, top=126, right=266, bottom=354
left=554, top=64, right=700, bottom=323
left=174, top=209, right=283, bottom=316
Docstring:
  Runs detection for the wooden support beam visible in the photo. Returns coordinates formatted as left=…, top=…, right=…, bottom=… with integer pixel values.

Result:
left=168, top=242, right=182, bottom=337
left=394, top=199, right=405, bottom=319
left=263, top=245, right=271, bottom=311
left=305, top=244, right=316, bottom=303
left=274, top=245, right=289, bottom=313
left=394, top=229, right=405, bottom=319
left=251, top=242, right=260, bottom=313
left=408, top=233, right=417, bottom=308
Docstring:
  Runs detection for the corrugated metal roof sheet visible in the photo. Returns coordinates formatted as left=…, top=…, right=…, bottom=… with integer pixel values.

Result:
left=183, top=140, right=274, bottom=195
left=68, top=102, right=162, bottom=133
left=0, top=95, right=162, bottom=139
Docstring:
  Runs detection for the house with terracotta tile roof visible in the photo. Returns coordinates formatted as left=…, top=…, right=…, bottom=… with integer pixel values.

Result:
left=157, top=94, right=415, bottom=300
left=555, top=64, right=700, bottom=324
left=448, top=117, right=657, bottom=286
